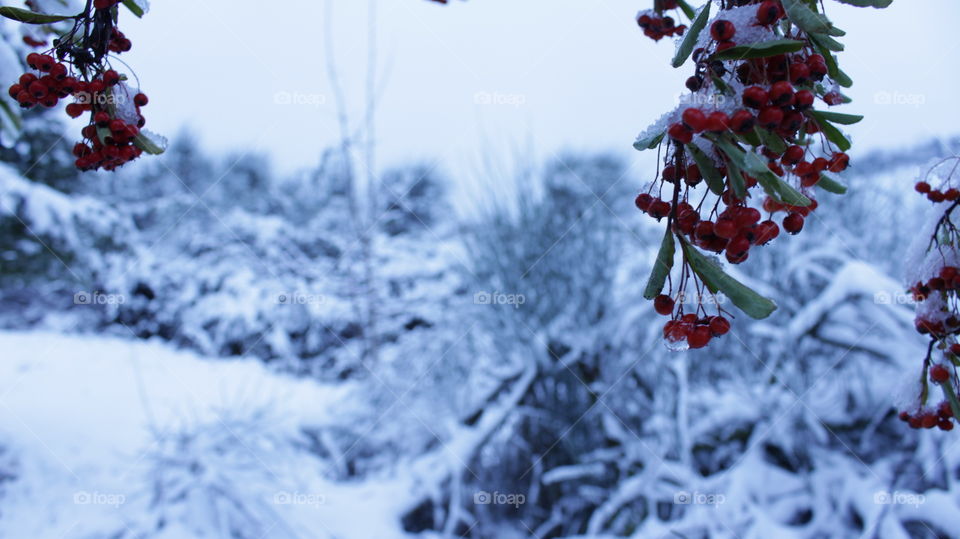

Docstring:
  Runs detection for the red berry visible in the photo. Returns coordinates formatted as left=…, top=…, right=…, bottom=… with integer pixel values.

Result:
left=727, top=235, right=750, bottom=255
left=682, top=108, right=707, bottom=133
left=65, top=103, right=85, bottom=118
left=710, top=20, right=736, bottom=42
left=36, top=55, right=54, bottom=72
left=915, top=181, right=931, bottom=194
left=789, top=62, right=811, bottom=84
left=94, top=111, right=111, bottom=127
left=705, top=111, right=730, bottom=133
left=768, top=81, right=795, bottom=106
left=783, top=213, right=804, bottom=234
left=782, top=145, right=804, bottom=165
left=939, top=419, right=954, bottom=431
left=756, top=1, right=783, bottom=25
left=950, top=342, right=960, bottom=356
left=715, top=218, right=737, bottom=240
left=7, top=84, right=21, bottom=99
left=758, top=107, right=784, bottom=129
left=635, top=193, right=654, bottom=212
left=654, top=295, right=675, bottom=316
left=828, top=152, right=849, bottom=173
left=709, top=316, right=731, bottom=336
left=668, top=122, right=694, bottom=144
left=730, top=110, right=755, bottom=134
left=794, top=90, right=815, bottom=110
left=754, top=220, right=780, bottom=244
left=939, top=400, right=955, bottom=418
left=103, top=70, right=121, bottom=86
left=687, top=326, right=712, bottom=349
left=685, top=164, right=702, bottom=186
left=742, top=86, right=769, bottom=109
left=649, top=200, right=671, bottom=220
left=134, top=93, right=149, bottom=107
left=930, top=364, right=951, bottom=384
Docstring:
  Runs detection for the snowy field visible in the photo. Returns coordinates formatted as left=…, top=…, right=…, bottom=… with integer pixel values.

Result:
left=0, top=332, right=426, bottom=538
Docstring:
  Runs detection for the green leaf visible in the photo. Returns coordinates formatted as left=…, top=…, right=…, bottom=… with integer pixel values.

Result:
left=122, top=0, right=146, bottom=17
left=757, top=128, right=787, bottom=154
left=807, top=110, right=863, bottom=125
left=741, top=151, right=812, bottom=207
left=817, top=173, right=848, bottom=194
left=675, top=0, right=697, bottom=20
left=672, top=2, right=710, bottom=68
left=134, top=130, right=166, bottom=155
left=941, top=381, right=960, bottom=425
left=681, top=239, right=778, bottom=319
left=0, top=6, right=73, bottom=24
left=709, top=136, right=748, bottom=199
left=712, top=39, right=806, bottom=61
left=686, top=143, right=724, bottom=196
left=735, top=129, right=762, bottom=148
left=814, top=118, right=852, bottom=152
left=781, top=0, right=837, bottom=35
left=644, top=228, right=676, bottom=300
left=634, top=131, right=665, bottom=152
left=0, top=99, right=22, bottom=133
left=809, top=32, right=844, bottom=52
left=834, top=0, right=893, bottom=7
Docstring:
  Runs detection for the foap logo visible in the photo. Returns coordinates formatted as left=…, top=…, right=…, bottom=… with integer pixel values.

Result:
left=273, top=491, right=326, bottom=507
left=675, top=92, right=728, bottom=108
left=74, top=291, right=126, bottom=306
left=274, top=91, right=327, bottom=107
left=74, top=490, right=125, bottom=507
left=473, top=91, right=526, bottom=108
left=74, top=90, right=127, bottom=106
left=873, top=291, right=917, bottom=306
left=874, top=490, right=925, bottom=507
left=874, top=91, right=925, bottom=108
left=276, top=292, right=326, bottom=306
left=473, top=490, right=525, bottom=508
left=676, top=291, right=727, bottom=307
left=474, top=291, right=526, bottom=309
left=674, top=491, right=726, bottom=506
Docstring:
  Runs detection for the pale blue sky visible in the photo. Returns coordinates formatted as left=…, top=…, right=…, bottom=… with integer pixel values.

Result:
left=117, top=0, right=960, bottom=177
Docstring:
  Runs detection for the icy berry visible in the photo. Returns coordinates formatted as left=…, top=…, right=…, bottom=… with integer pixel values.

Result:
left=668, top=122, right=694, bottom=144
left=710, top=20, right=736, bottom=42
left=688, top=325, right=712, bottom=349
left=682, top=108, right=707, bottom=133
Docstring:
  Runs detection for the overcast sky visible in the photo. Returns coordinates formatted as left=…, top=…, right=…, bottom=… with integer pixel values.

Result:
left=117, top=0, right=960, bottom=180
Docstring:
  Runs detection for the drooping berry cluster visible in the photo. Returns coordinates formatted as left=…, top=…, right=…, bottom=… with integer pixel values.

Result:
left=636, top=1, right=689, bottom=42
left=900, top=158, right=960, bottom=431
left=914, top=180, right=959, bottom=204
left=3, top=0, right=162, bottom=171
left=633, top=0, right=858, bottom=349
left=659, top=309, right=730, bottom=349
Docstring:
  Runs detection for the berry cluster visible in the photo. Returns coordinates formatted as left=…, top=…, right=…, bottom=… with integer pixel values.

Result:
left=914, top=181, right=959, bottom=203
left=3, top=0, right=162, bottom=171
left=633, top=0, right=856, bottom=347
left=899, top=158, right=960, bottom=431
left=637, top=12, right=688, bottom=42
left=900, top=398, right=955, bottom=431
left=659, top=309, right=731, bottom=349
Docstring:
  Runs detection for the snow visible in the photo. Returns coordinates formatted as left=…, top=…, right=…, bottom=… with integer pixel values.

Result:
left=0, top=331, right=412, bottom=539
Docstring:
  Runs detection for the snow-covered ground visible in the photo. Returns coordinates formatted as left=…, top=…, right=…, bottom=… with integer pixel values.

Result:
left=0, top=332, right=422, bottom=539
